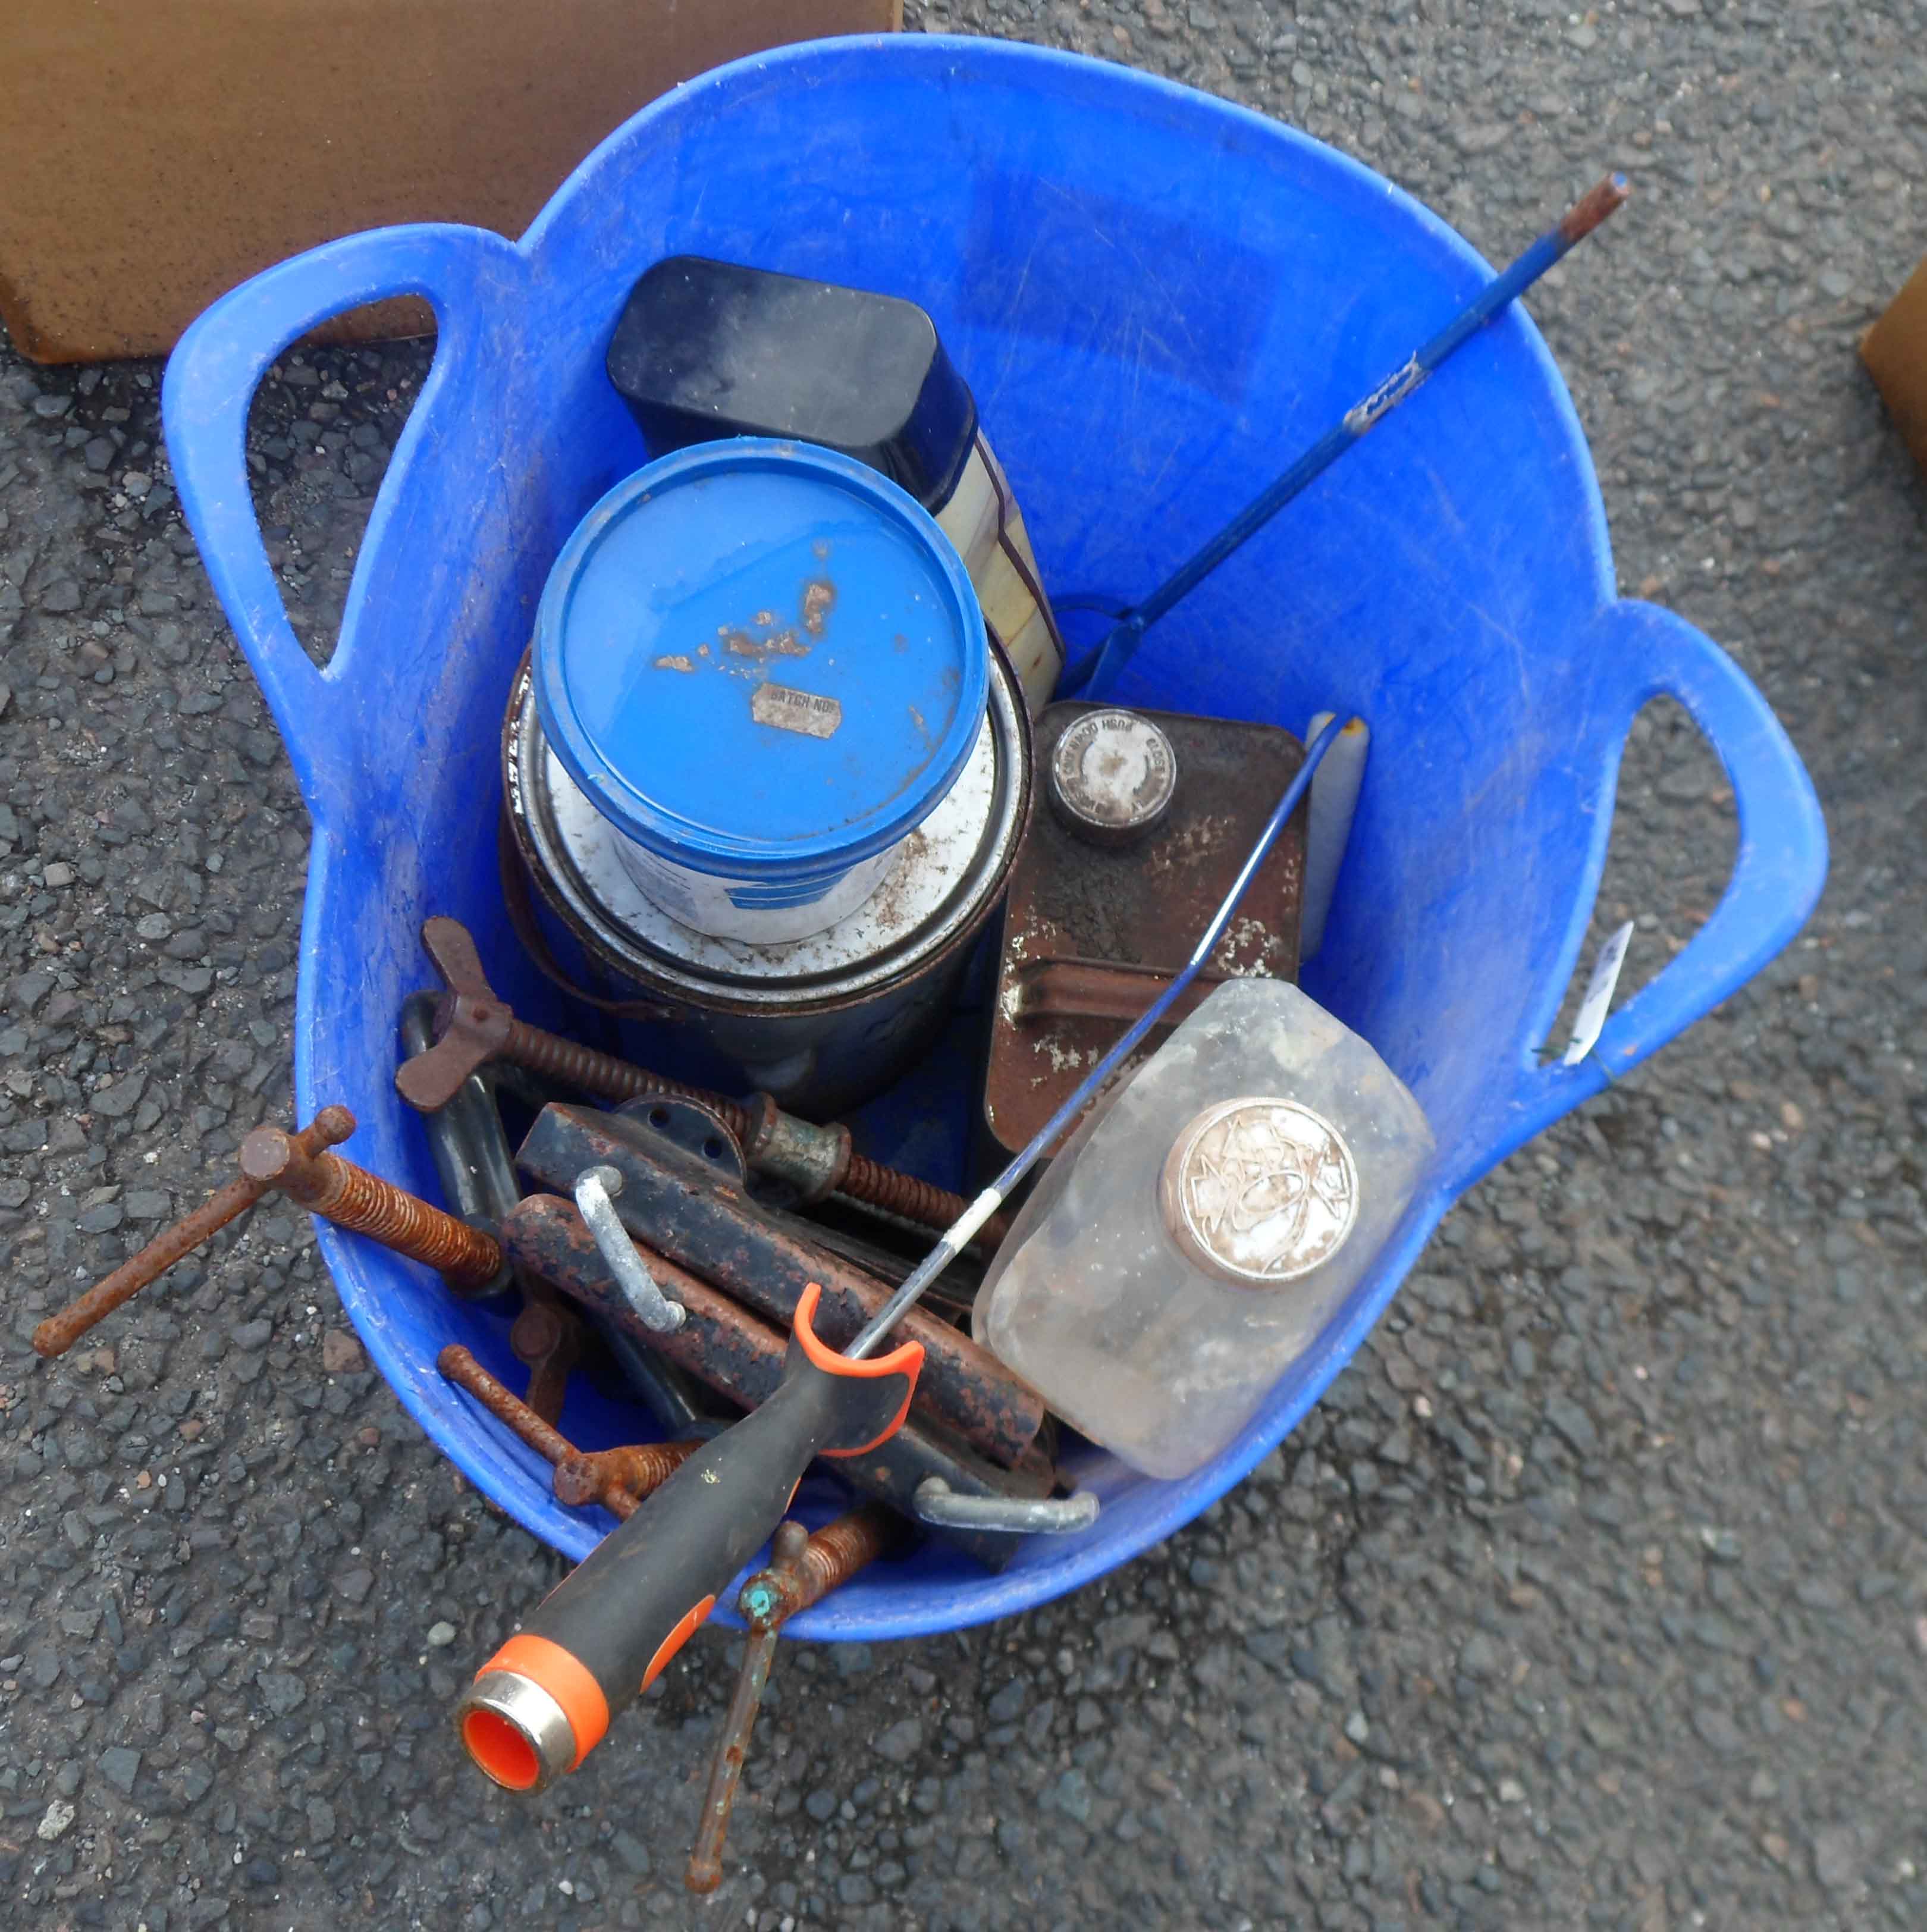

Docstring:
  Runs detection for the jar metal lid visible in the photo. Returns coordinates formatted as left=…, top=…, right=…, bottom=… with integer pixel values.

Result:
left=1047, top=708, right=1177, bottom=845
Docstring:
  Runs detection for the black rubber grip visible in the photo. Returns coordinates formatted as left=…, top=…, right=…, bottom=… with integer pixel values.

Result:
left=514, top=1293, right=921, bottom=1719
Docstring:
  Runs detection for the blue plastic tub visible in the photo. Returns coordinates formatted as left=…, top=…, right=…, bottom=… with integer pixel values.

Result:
left=161, top=36, right=1826, bottom=1639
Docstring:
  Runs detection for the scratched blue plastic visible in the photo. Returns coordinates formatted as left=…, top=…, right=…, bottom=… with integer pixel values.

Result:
left=161, top=37, right=1826, bottom=1640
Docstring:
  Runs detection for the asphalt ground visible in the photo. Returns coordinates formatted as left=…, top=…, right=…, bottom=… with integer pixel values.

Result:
left=2, top=2, right=1925, bottom=1927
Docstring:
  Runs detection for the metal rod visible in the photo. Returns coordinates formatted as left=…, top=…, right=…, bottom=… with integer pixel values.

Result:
left=686, top=1521, right=808, bottom=1895
left=34, top=1108, right=351, bottom=1358
left=438, top=1343, right=579, bottom=1466
left=912, top=1479, right=1101, bottom=1534
left=1075, top=174, right=1630, bottom=699
left=686, top=1506, right=893, bottom=1893
left=843, top=716, right=1347, bottom=1361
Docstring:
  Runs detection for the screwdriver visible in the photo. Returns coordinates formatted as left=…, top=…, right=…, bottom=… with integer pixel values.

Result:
left=454, top=716, right=1352, bottom=1791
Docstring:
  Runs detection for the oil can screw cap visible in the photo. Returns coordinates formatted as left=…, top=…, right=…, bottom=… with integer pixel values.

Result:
left=1047, top=708, right=1177, bottom=845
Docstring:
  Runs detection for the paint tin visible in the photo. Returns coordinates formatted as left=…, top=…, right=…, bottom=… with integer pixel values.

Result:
left=532, top=438, right=988, bottom=945
left=607, top=256, right=1065, bottom=714
left=504, top=632, right=1032, bottom=1118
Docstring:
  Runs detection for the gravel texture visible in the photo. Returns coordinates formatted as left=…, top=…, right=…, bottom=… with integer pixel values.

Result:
left=3, top=5, right=1925, bottom=1928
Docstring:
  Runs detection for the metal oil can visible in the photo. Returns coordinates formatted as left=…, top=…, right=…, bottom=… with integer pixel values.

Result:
left=983, top=702, right=1307, bottom=1152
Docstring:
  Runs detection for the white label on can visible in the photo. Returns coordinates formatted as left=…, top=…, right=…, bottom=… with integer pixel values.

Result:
left=751, top=682, right=843, bottom=740
left=1562, top=920, right=1635, bottom=1066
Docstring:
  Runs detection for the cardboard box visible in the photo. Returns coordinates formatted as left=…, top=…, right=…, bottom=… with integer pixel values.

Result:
left=0, top=1, right=898, bottom=363
left=1862, top=250, right=1927, bottom=475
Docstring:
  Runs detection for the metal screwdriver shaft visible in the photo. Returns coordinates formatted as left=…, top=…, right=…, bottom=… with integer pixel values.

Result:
left=843, top=713, right=1349, bottom=1360
left=1076, top=173, right=1630, bottom=699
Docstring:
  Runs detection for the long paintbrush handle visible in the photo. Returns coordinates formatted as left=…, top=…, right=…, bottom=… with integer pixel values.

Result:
left=1077, top=173, right=1630, bottom=699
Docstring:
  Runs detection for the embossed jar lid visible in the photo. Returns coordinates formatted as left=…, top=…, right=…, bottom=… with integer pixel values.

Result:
left=533, top=438, right=987, bottom=882
left=1158, top=1096, right=1360, bottom=1286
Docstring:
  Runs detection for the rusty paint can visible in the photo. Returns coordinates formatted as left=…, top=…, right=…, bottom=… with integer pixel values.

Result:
left=503, top=633, right=1031, bottom=1119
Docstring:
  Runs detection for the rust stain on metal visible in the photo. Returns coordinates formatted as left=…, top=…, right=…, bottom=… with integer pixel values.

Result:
left=553, top=1440, right=700, bottom=1518
left=984, top=702, right=1309, bottom=1155
left=519, top=1105, right=1042, bottom=1466
left=238, top=1120, right=503, bottom=1290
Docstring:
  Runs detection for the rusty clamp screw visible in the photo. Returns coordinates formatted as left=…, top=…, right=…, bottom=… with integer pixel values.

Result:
left=238, top=1114, right=504, bottom=1293
left=396, top=917, right=753, bottom=1137
left=912, top=1479, right=1100, bottom=1535
left=33, top=1105, right=500, bottom=1360
left=573, top=1167, right=685, bottom=1333
left=398, top=917, right=1006, bottom=1250
left=30, top=1106, right=350, bottom=1358
left=686, top=1506, right=893, bottom=1895
left=439, top=1345, right=699, bottom=1517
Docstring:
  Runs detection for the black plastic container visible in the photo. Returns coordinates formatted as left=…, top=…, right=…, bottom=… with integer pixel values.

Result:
left=608, top=256, right=978, bottom=511
left=607, top=255, right=1064, bottom=715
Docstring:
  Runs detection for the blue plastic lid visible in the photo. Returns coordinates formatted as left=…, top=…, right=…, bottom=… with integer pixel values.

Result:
left=533, top=439, right=987, bottom=882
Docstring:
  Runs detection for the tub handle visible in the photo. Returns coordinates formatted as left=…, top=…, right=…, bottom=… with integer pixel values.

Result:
left=162, top=223, right=522, bottom=813
left=1496, top=597, right=1826, bottom=1164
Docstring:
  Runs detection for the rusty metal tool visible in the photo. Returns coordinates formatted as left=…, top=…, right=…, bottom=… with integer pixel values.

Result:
left=402, top=993, right=706, bottom=1434
left=34, top=1105, right=503, bottom=1359
left=439, top=1344, right=701, bottom=1516
left=399, top=991, right=522, bottom=1265
left=985, top=702, right=1308, bottom=1154
left=517, top=1100, right=1044, bottom=1468
left=401, top=990, right=579, bottom=1423
left=394, top=915, right=1006, bottom=1246
left=452, top=723, right=1347, bottom=1797
left=686, top=1506, right=894, bottom=1894
left=500, top=1191, right=1050, bottom=1570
